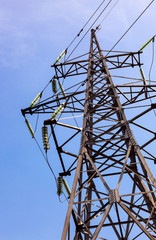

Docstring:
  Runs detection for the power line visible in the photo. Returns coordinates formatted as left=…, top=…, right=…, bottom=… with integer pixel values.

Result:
left=32, top=1, right=113, bottom=97
left=106, top=0, right=155, bottom=56
left=66, top=0, right=114, bottom=61
left=34, top=137, right=57, bottom=182
left=67, top=0, right=107, bottom=50
left=96, top=0, right=121, bottom=30
left=148, top=39, right=156, bottom=117
left=149, top=38, right=155, bottom=83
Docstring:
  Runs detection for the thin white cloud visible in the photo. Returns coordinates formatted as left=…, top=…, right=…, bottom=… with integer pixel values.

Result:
left=0, top=0, right=155, bottom=67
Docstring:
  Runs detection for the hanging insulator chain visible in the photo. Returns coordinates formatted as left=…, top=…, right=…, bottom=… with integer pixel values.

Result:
left=62, top=178, right=71, bottom=196
left=58, top=81, right=66, bottom=97
left=42, top=126, right=50, bottom=152
left=52, top=78, right=57, bottom=93
left=57, top=176, right=63, bottom=196
left=140, top=36, right=155, bottom=51
left=55, top=49, right=67, bottom=64
left=25, top=119, right=35, bottom=138
left=51, top=102, right=66, bottom=120
left=30, top=92, right=42, bottom=108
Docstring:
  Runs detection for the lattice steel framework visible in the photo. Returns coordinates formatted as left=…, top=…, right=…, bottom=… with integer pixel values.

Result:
left=22, top=29, right=156, bottom=239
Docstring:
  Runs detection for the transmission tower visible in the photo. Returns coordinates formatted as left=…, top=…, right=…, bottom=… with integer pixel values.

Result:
left=22, top=29, right=156, bottom=239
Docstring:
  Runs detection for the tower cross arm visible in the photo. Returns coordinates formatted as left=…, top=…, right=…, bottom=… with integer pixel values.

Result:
left=52, top=51, right=142, bottom=79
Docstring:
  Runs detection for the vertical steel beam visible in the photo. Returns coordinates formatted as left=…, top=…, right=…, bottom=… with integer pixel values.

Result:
left=61, top=152, right=84, bottom=240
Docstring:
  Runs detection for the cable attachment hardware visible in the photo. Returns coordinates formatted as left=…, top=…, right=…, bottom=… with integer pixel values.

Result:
left=95, top=25, right=101, bottom=31
left=30, top=92, right=42, bottom=108
left=42, top=126, right=50, bottom=152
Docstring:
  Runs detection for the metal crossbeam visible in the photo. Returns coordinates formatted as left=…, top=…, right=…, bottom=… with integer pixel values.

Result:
left=52, top=51, right=142, bottom=80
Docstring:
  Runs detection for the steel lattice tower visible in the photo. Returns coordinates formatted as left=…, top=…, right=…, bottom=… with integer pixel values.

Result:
left=22, top=29, right=156, bottom=239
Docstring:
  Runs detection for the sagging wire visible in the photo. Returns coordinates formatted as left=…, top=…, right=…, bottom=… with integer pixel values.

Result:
left=45, top=152, right=57, bottom=183
left=30, top=124, right=72, bottom=203
left=139, top=35, right=156, bottom=117
left=34, top=96, right=43, bottom=134
left=34, top=112, right=40, bottom=134
left=149, top=37, right=155, bottom=84
left=148, top=37, right=156, bottom=117
left=25, top=117, right=57, bottom=182
left=36, top=136, right=56, bottom=182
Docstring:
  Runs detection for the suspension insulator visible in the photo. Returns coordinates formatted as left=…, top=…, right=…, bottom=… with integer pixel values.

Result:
left=60, top=49, right=67, bottom=58
left=140, top=37, right=154, bottom=51
left=51, top=102, right=66, bottom=120
left=55, top=49, right=67, bottom=64
left=140, top=68, right=147, bottom=85
left=62, top=178, right=71, bottom=196
left=58, top=81, right=66, bottom=97
left=52, top=79, right=57, bottom=93
left=57, top=176, right=63, bottom=196
left=30, top=92, right=42, bottom=108
left=25, top=119, right=35, bottom=138
left=42, top=126, right=50, bottom=151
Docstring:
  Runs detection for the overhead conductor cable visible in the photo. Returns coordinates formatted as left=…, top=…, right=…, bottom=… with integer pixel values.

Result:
left=66, top=0, right=107, bottom=50
left=106, top=0, right=155, bottom=56
left=66, top=0, right=114, bottom=61
left=36, top=0, right=117, bottom=96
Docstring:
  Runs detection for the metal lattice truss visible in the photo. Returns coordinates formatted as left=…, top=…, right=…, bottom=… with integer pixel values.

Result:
left=22, top=29, right=156, bottom=239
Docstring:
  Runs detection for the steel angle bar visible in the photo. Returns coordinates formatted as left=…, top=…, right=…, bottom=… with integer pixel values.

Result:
left=61, top=150, right=84, bottom=240
left=117, top=145, right=131, bottom=190
left=92, top=203, right=113, bottom=240
left=84, top=149, right=110, bottom=192
left=119, top=201, right=155, bottom=240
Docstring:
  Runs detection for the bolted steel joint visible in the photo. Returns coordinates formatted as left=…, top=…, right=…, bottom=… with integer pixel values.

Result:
left=109, top=189, right=120, bottom=204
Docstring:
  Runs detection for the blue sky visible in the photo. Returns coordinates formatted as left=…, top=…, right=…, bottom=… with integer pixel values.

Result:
left=1, top=0, right=156, bottom=239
